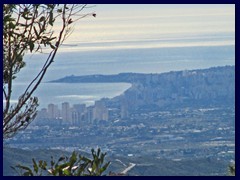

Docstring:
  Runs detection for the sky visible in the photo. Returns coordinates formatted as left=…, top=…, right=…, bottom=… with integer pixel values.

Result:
left=60, top=4, right=235, bottom=47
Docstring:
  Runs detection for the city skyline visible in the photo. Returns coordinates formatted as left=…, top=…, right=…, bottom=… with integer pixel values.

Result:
left=37, top=100, right=110, bottom=125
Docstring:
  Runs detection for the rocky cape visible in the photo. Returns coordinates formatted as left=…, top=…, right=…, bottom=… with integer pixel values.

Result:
left=50, top=66, right=235, bottom=110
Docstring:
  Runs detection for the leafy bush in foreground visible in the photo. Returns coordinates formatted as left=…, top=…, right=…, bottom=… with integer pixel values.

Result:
left=12, top=148, right=110, bottom=176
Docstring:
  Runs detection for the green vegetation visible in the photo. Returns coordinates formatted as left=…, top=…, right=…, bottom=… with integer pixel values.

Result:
left=11, top=148, right=110, bottom=176
left=228, top=162, right=235, bottom=176
left=4, top=147, right=231, bottom=176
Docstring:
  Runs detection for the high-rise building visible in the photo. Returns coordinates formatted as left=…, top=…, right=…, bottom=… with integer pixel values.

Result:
left=72, top=104, right=86, bottom=125
left=86, top=106, right=94, bottom=124
left=120, top=99, right=129, bottom=119
left=71, top=110, right=78, bottom=125
left=102, top=108, right=109, bottom=121
left=73, top=104, right=86, bottom=113
left=62, top=102, right=71, bottom=122
left=93, top=100, right=109, bottom=121
left=37, top=108, right=48, bottom=120
left=47, top=103, right=59, bottom=119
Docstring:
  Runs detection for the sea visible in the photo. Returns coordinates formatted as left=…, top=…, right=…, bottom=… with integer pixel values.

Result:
left=9, top=37, right=235, bottom=109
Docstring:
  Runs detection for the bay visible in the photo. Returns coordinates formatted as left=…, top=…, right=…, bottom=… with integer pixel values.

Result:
left=10, top=82, right=131, bottom=108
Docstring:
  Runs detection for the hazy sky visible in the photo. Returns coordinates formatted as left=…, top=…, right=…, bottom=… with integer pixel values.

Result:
left=63, top=4, right=235, bottom=45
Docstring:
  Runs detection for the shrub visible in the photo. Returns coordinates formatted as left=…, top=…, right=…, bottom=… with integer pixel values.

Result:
left=11, top=148, right=110, bottom=176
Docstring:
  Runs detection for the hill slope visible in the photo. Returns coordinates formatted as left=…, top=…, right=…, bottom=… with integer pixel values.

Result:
left=3, top=147, right=229, bottom=176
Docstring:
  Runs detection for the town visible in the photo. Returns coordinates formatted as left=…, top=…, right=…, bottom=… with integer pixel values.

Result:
left=8, top=101, right=235, bottom=162
left=6, top=66, right=235, bottom=173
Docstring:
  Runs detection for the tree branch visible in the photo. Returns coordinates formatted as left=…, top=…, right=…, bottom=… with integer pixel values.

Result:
left=3, top=4, right=94, bottom=139
left=3, top=88, right=7, bottom=100
left=3, top=5, right=68, bottom=129
left=4, top=24, right=13, bottom=116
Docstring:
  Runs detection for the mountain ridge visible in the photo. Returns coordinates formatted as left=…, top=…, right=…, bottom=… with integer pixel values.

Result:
left=49, top=65, right=234, bottom=84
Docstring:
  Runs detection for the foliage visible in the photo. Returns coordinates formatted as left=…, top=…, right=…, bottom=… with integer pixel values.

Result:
left=228, top=162, right=235, bottom=176
left=11, top=148, right=110, bottom=176
left=3, top=4, right=96, bottom=139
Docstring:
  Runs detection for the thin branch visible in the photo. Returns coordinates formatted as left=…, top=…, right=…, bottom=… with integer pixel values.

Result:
left=4, top=24, right=13, bottom=116
left=23, top=50, right=53, bottom=97
left=3, top=88, right=7, bottom=100
left=70, top=5, right=87, bottom=16
left=74, top=13, right=92, bottom=22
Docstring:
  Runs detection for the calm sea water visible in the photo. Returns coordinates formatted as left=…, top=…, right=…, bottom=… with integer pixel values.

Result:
left=11, top=82, right=131, bottom=108
left=10, top=43, right=235, bottom=108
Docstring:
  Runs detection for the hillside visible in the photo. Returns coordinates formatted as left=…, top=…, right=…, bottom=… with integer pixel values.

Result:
left=3, top=147, right=72, bottom=176
left=3, top=147, right=229, bottom=176
left=116, top=65, right=235, bottom=110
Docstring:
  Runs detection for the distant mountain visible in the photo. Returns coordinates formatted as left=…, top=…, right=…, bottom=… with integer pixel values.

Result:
left=50, top=66, right=235, bottom=110
left=49, top=72, right=148, bottom=83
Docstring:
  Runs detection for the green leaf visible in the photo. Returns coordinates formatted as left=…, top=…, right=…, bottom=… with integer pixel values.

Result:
left=97, top=148, right=101, bottom=157
left=9, top=22, right=16, bottom=29
left=50, top=156, right=55, bottom=167
left=100, top=154, right=105, bottom=164
left=92, top=160, right=96, bottom=169
left=50, top=44, right=56, bottom=50
left=58, top=162, right=70, bottom=170
left=29, top=41, right=34, bottom=52
left=15, top=165, right=34, bottom=176
left=33, top=26, right=39, bottom=39
left=32, top=158, right=38, bottom=173
left=48, top=37, right=56, bottom=41
left=63, top=169, right=71, bottom=176
left=4, top=14, right=13, bottom=23
left=49, top=11, right=54, bottom=26
left=58, top=156, right=66, bottom=162
left=69, top=151, right=77, bottom=165
left=39, top=16, right=45, bottom=22
left=23, top=16, right=32, bottom=20
left=16, top=164, right=32, bottom=172
left=81, top=157, right=91, bottom=164
left=57, top=8, right=62, bottom=13
left=42, top=161, right=47, bottom=170
left=100, top=162, right=110, bottom=174
left=23, top=171, right=32, bottom=176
